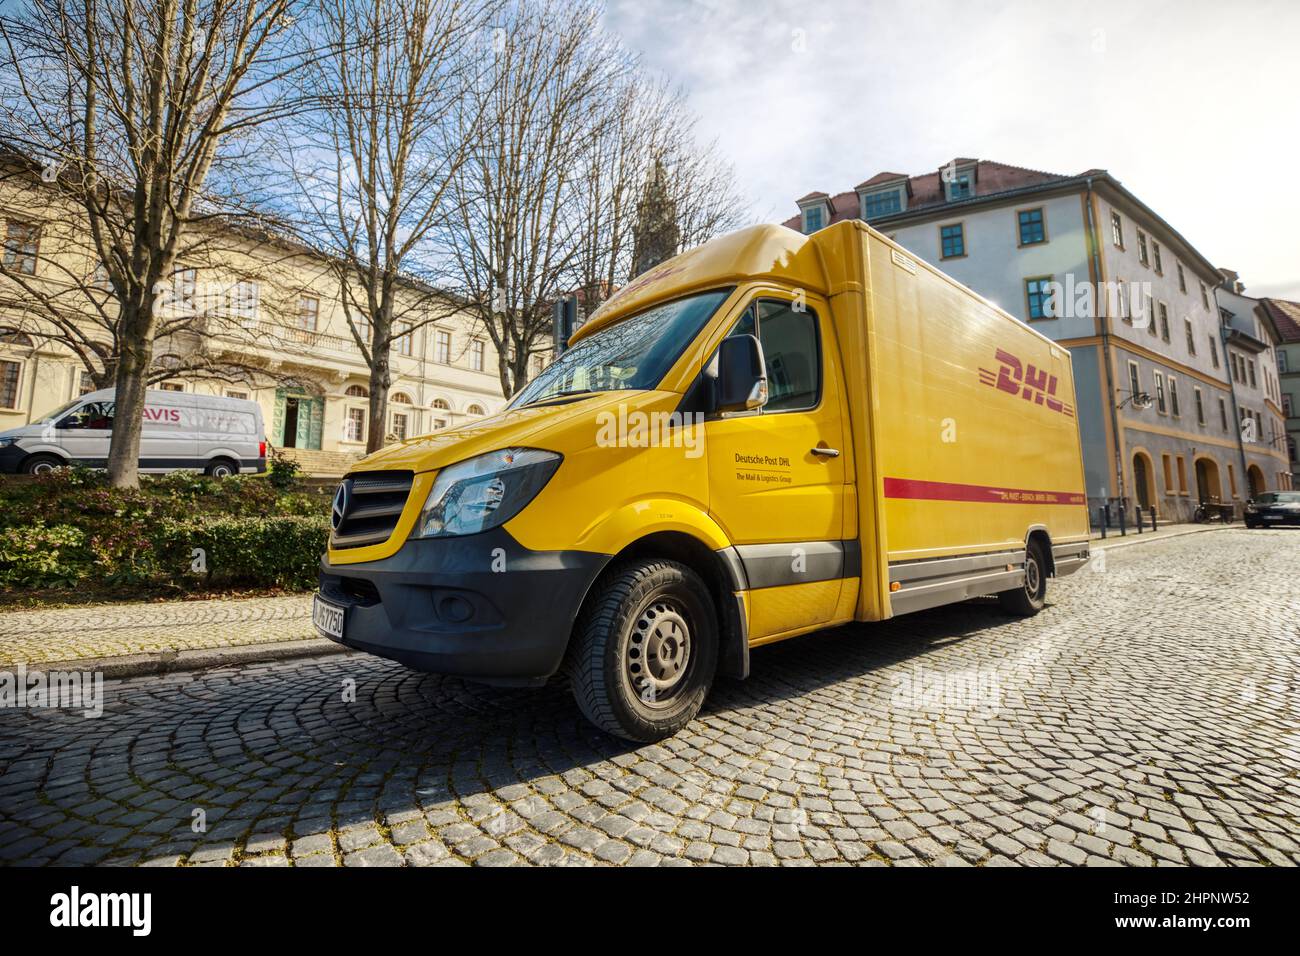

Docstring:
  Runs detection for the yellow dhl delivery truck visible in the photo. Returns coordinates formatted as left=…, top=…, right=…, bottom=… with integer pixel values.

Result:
left=315, top=219, right=1090, bottom=741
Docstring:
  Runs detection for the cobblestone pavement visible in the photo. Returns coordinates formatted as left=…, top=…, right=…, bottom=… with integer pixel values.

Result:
left=1, top=528, right=1297, bottom=867
left=0, top=595, right=312, bottom=666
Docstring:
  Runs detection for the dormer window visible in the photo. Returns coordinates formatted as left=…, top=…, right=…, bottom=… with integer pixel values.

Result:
left=803, top=206, right=824, bottom=233
left=944, top=164, right=976, bottom=201
left=861, top=188, right=902, bottom=219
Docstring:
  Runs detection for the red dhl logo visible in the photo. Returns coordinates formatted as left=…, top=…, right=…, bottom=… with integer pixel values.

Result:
left=978, top=348, right=1074, bottom=418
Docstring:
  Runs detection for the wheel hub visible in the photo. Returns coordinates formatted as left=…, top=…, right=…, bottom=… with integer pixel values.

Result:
left=628, top=600, right=691, bottom=702
left=1025, top=556, right=1040, bottom=595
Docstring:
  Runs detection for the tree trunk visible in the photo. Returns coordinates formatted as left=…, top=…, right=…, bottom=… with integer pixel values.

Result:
left=366, top=350, right=391, bottom=454
left=106, top=302, right=154, bottom=488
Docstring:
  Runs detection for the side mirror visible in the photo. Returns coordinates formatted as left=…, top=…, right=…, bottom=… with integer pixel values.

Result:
left=716, top=334, right=767, bottom=413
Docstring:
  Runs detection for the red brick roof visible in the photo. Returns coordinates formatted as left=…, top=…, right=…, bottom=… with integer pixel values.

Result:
left=785, top=158, right=1077, bottom=230
left=1260, top=298, right=1300, bottom=344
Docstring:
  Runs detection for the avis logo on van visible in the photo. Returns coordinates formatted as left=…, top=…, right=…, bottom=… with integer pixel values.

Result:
left=142, top=406, right=181, bottom=423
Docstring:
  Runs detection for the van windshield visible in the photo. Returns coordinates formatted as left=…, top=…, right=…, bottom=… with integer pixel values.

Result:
left=34, top=397, right=88, bottom=424
left=511, top=288, right=732, bottom=408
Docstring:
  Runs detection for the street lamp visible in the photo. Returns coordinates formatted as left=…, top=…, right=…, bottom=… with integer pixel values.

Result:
left=1117, top=389, right=1154, bottom=411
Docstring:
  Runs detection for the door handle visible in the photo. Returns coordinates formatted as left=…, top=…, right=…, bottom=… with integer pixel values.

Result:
left=811, top=446, right=840, bottom=458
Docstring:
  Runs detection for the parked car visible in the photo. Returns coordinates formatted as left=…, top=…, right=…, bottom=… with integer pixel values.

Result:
left=1244, top=491, right=1300, bottom=528
left=0, top=388, right=266, bottom=477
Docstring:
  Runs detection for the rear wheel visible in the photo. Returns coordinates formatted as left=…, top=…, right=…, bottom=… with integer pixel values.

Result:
left=568, top=558, right=718, bottom=742
left=205, top=457, right=238, bottom=478
left=999, top=538, right=1047, bottom=616
left=22, top=453, right=64, bottom=476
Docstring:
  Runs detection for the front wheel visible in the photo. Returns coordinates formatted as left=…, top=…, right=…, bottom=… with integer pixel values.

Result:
left=999, top=538, right=1047, bottom=616
left=22, top=453, right=64, bottom=476
left=568, top=559, right=718, bottom=742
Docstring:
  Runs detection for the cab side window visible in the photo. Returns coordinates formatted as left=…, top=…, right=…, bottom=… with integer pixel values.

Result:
left=725, top=299, right=821, bottom=413
left=60, top=400, right=115, bottom=430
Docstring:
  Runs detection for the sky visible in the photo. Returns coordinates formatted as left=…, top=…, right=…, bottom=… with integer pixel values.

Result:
left=605, top=0, right=1300, bottom=300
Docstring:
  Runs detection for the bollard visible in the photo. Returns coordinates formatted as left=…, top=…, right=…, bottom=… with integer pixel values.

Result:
left=1118, top=502, right=1127, bottom=536
left=1150, top=508, right=1157, bottom=532
left=1098, top=505, right=1107, bottom=538
left=1135, top=505, right=1143, bottom=533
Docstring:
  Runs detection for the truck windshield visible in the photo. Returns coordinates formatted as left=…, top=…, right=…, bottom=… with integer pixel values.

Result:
left=511, top=288, right=732, bottom=408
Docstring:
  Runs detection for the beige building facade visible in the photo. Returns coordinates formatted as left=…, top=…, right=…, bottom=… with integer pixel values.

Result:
left=0, top=166, right=534, bottom=474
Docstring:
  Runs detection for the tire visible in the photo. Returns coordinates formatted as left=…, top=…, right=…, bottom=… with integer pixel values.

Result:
left=568, top=558, right=718, bottom=742
left=22, top=453, right=64, bottom=476
left=205, top=457, right=238, bottom=478
left=999, top=538, right=1047, bottom=616
left=1244, top=521, right=1258, bottom=529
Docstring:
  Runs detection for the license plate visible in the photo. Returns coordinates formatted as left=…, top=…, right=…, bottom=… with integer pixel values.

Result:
left=1264, top=514, right=1283, bottom=521
left=313, top=594, right=345, bottom=639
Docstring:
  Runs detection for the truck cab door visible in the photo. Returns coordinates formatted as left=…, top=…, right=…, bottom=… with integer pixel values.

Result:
left=705, top=291, right=848, bottom=640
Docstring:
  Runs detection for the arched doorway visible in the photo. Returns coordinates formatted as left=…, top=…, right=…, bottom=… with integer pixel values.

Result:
left=1132, top=452, right=1155, bottom=510
left=1194, top=456, right=1222, bottom=504
left=1246, top=464, right=1266, bottom=498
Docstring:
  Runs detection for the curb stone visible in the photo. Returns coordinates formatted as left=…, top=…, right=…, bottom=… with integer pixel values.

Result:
left=18, top=637, right=351, bottom=679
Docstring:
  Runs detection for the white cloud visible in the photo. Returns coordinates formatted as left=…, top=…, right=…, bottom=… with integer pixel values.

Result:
left=606, top=0, right=1300, bottom=298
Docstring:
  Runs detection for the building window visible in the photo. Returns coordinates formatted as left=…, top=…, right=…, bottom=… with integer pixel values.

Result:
left=1228, top=463, right=1238, bottom=496
left=1176, top=455, right=1188, bottom=494
left=1184, top=318, right=1195, bottom=355
left=391, top=391, right=411, bottom=405
left=1200, top=283, right=1209, bottom=309
left=1219, top=396, right=1229, bottom=430
left=0, top=359, right=20, bottom=409
left=434, top=418, right=447, bottom=430
left=1137, top=231, right=1149, bottom=267
left=78, top=371, right=96, bottom=396
left=1017, top=207, right=1046, bottom=246
left=345, top=407, right=366, bottom=443
left=159, top=382, right=184, bottom=392
left=1283, top=394, right=1292, bottom=417
left=1162, top=453, right=1173, bottom=492
left=946, top=171, right=972, bottom=201
left=1279, top=351, right=1289, bottom=373
left=1154, top=372, right=1167, bottom=414
left=532, top=355, right=545, bottom=378
left=389, top=412, right=408, bottom=442
left=1110, top=211, right=1124, bottom=248
left=226, top=390, right=249, bottom=401
left=1168, top=376, right=1180, bottom=418
left=394, top=322, right=413, bottom=356
left=435, top=330, right=451, bottom=364
left=1289, top=436, right=1297, bottom=463
left=1175, top=263, right=1186, bottom=293
left=2, top=220, right=39, bottom=275
left=939, top=223, right=965, bottom=259
left=1145, top=296, right=1156, bottom=337
left=1158, top=302, right=1170, bottom=343
left=1127, top=360, right=1141, bottom=399
left=470, top=339, right=485, bottom=372
left=862, top=190, right=901, bottom=219
left=1209, top=336, right=1219, bottom=368
left=431, top=397, right=450, bottom=411
left=802, top=206, right=823, bottom=233
left=1247, top=359, right=1256, bottom=389
left=1152, top=241, right=1163, bottom=275
left=230, top=280, right=259, bottom=326
left=297, top=296, right=319, bottom=331
left=345, top=384, right=368, bottom=398
left=1115, top=280, right=1129, bottom=323
left=174, top=267, right=197, bottom=313
left=467, top=403, right=486, bottom=416
left=1194, top=387, right=1205, bottom=425
left=1024, top=277, right=1053, bottom=320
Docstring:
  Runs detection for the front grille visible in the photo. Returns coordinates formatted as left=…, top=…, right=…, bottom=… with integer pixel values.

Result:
left=330, top=470, right=415, bottom=549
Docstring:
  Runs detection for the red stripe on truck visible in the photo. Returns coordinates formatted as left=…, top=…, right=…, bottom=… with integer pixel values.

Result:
left=884, top=477, right=1086, bottom=506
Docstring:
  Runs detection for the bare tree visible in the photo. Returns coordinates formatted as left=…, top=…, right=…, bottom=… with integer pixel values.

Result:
left=0, top=0, right=302, bottom=486
left=291, top=0, right=490, bottom=453
left=444, top=0, right=623, bottom=398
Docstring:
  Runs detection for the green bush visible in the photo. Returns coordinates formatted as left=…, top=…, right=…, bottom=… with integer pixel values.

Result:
left=267, top=455, right=302, bottom=490
left=0, top=470, right=332, bottom=598
left=153, top=514, right=329, bottom=589
left=0, top=521, right=89, bottom=588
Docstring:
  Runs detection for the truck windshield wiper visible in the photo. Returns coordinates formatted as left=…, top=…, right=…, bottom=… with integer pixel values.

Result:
left=521, top=388, right=600, bottom=407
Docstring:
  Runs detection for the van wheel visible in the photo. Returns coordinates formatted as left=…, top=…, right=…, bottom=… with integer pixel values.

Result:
left=205, top=458, right=237, bottom=478
left=568, top=559, right=718, bottom=742
left=22, top=454, right=64, bottom=476
left=999, top=538, right=1048, bottom=616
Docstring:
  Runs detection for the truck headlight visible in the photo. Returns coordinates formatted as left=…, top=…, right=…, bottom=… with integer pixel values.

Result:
left=412, top=448, right=561, bottom=539
left=0, top=437, right=15, bottom=448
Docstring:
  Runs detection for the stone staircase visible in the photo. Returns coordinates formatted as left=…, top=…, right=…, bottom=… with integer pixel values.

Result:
left=274, top=447, right=364, bottom=478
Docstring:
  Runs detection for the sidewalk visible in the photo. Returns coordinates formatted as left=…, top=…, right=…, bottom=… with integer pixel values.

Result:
left=1088, top=520, right=1232, bottom=548
left=0, top=593, right=321, bottom=669
left=2, top=522, right=1238, bottom=675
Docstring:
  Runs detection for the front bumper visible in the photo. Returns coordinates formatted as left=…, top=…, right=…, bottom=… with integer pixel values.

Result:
left=1246, top=509, right=1300, bottom=525
left=0, top=443, right=28, bottom=473
left=317, top=527, right=609, bottom=685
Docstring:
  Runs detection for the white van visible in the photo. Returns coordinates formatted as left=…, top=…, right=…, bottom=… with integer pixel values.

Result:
left=0, top=388, right=267, bottom=477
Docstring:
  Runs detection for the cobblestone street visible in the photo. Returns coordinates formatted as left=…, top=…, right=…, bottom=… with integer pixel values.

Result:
left=1, top=528, right=1297, bottom=867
